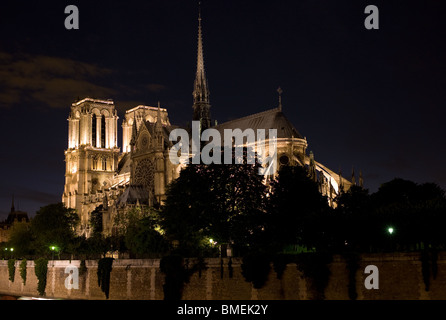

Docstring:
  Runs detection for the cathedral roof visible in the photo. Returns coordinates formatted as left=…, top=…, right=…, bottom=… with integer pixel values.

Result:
left=116, top=185, right=149, bottom=206
left=5, top=210, right=29, bottom=225
left=140, top=120, right=178, bottom=148
left=117, top=153, right=131, bottom=175
left=213, top=107, right=304, bottom=139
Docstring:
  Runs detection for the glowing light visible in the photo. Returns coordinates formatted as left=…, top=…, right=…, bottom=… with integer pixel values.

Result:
left=388, top=227, right=394, bottom=235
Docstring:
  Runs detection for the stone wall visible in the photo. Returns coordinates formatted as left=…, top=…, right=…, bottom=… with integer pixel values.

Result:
left=0, top=252, right=445, bottom=300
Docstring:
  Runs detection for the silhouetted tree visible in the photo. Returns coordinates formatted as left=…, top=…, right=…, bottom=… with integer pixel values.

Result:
left=267, top=165, right=333, bottom=253
left=125, top=214, right=169, bottom=257
left=370, top=178, right=446, bottom=251
left=160, top=147, right=269, bottom=256
left=7, top=221, right=33, bottom=257
left=30, top=203, right=79, bottom=256
left=89, top=205, right=104, bottom=235
left=333, top=185, right=373, bottom=252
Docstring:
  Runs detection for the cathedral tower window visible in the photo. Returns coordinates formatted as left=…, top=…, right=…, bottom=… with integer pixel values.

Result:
left=102, top=157, right=107, bottom=171
left=101, top=115, right=106, bottom=148
left=92, top=114, right=97, bottom=147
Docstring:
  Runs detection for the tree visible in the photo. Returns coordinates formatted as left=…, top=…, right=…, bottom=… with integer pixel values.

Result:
left=125, top=214, right=169, bottom=257
left=7, top=221, right=33, bottom=257
left=113, top=206, right=149, bottom=238
left=89, top=205, right=104, bottom=236
left=267, top=165, right=333, bottom=253
left=333, top=185, right=373, bottom=252
left=160, top=147, right=269, bottom=255
left=30, top=203, right=79, bottom=256
left=371, top=178, right=419, bottom=208
left=370, top=179, right=446, bottom=251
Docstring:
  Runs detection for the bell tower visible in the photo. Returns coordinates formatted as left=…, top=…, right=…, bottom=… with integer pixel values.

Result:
left=62, top=97, right=120, bottom=235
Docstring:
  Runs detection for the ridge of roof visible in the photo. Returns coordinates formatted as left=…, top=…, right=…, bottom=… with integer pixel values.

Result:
left=213, top=107, right=304, bottom=139
left=214, top=107, right=281, bottom=128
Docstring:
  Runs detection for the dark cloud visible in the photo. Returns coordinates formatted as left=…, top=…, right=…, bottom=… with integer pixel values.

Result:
left=146, top=83, right=167, bottom=93
left=0, top=51, right=116, bottom=109
left=0, top=185, right=60, bottom=206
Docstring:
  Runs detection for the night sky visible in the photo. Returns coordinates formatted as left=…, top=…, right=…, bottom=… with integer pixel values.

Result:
left=0, top=0, right=445, bottom=220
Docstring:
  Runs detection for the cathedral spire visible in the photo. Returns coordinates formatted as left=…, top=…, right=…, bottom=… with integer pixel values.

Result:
left=359, top=170, right=364, bottom=188
left=192, top=1, right=211, bottom=131
left=11, top=194, right=15, bottom=213
left=351, top=166, right=356, bottom=186
left=155, top=101, right=164, bottom=150
left=130, top=112, right=138, bottom=147
left=339, top=168, right=344, bottom=192
left=309, top=151, right=317, bottom=182
left=277, top=87, right=283, bottom=111
left=155, top=101, right=162, bottom=131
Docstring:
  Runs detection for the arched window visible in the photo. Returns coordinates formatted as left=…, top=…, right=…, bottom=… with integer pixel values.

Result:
left=102, top=157, right=107, bottom=171
left=101, top=115, right=106, bottom=147
left=92, top=157, right=98, bottom=170
left=92, top=114, right=97, bottom=147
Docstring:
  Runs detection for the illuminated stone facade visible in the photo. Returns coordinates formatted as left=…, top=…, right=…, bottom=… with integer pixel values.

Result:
left=62, top=12, right=352, bottom=236
left=62, top=101, right=182, bottom=236
left=62, top=98, right=120, bottom=233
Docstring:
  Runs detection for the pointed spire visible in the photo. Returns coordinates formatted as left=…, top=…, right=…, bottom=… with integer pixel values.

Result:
left=130, top=112, right=138, bottom=146
left=155, top=101, right=164, bottom=150
left=155, top=101, right=163, bottom=132
left=339, top=168, right=344, bottom=192
left=309, top=151, right=317, bottom=182
left=192, top=1, right=211, bottom=130
left=11, top=194, right=15, bottom=213
left=277, top=87, right=283, bottom=111
left=318, top=169, right=324, bottom=193
left=351, top=166, right=356, bottom=185
left=194, top=2, right=209, bottom=103
left=359, top=170, right=364, bottom=188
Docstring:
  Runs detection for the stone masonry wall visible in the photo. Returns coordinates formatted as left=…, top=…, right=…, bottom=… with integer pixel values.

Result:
left=0, top=252, right=445, bottom=300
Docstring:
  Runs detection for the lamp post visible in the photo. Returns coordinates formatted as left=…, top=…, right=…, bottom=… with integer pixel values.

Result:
left=387, top=226, right=395, bottom=251
left=50, top=245, right=57, bottom=261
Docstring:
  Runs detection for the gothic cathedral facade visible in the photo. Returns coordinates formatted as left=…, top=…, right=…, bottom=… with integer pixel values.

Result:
left=62, top=10, right=353, bottom=237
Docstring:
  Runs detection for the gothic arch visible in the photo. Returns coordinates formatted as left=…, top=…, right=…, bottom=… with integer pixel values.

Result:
left=145, top=114, right=155, bottom=123
left=91, top=108, right=101, bottom=116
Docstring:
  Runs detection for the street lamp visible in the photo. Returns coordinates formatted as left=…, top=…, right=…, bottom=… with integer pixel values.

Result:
left=386, top=226, right=396, bottom=252
left=50, top=245, right=57, bottom=260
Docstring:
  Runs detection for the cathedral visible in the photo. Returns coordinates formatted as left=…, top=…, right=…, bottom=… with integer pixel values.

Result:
left=62, top=10, right=353, bottom=236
